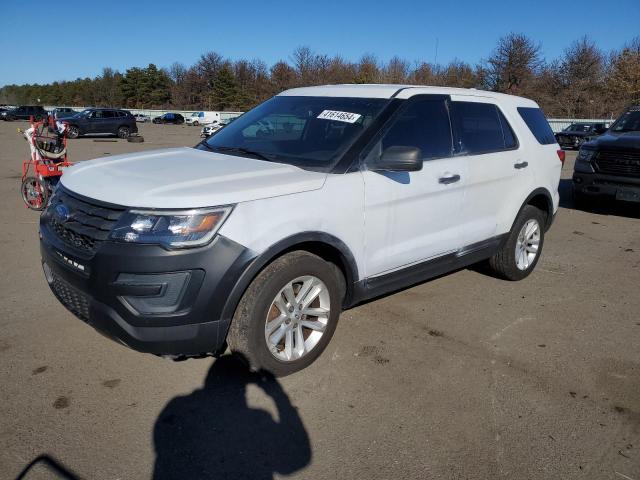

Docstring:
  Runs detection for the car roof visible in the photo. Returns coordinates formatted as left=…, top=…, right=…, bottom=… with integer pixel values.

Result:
left=278, top=84, right=538, bottom=107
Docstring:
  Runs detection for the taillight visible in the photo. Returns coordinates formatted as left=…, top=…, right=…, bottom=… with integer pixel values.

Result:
left=557, top=149, right=566, bottom=166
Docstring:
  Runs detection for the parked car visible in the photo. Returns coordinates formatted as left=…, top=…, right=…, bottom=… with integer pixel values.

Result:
left=200, top=121, right=223, bottom=137
left=555, top=122, right=608, bottom=150
left=39, top=85, right=561, bottom=376
left=573, top=105, right=640, bottom=205
left=186, top=111, right=222, bottom=126
left=1, top=105, right=47, bottom=121
left=62, top=108, right=138, bottom=138
left=134, top=113, right=151, bottom=123
left=153, top=113, right=185, bottom=124
left=51, top=107, right=78, bottom=120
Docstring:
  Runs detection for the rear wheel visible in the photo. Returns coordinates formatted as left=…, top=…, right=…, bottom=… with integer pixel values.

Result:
left=117, top=126, right=131, bottom=139
left=21, top=176, right=49, bottom=211
left=192, top=121, right=199, bottom=126
left=227, top=251, right=343, bottom=376
left=487, top=205, right=546, bottom=281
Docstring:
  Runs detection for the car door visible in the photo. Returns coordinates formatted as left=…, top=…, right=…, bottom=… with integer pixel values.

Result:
left=362, top=95, right=467, bottom=277
left=84, top=110, right=100, bottom=133
left=448, top=96, right=527, bottom=245
left=101, top=110, right=118, bottom=133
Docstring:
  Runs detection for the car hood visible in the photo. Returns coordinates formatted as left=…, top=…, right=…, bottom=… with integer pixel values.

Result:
left=60, top=147, right=327, bottom=208
left=584, top=131, right=640, bottom=151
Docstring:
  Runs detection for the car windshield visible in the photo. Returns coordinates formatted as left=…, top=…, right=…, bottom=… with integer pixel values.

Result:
left=200, top=96, right=388, bottom=171
left=565, top=124, right=591, bottom=132
left=610, top=110, right=640, bottom=132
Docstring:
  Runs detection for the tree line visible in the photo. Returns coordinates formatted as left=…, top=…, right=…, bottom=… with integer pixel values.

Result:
left=1, top=34, right=639, bottom=118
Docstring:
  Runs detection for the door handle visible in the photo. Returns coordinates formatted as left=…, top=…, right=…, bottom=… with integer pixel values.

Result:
left=514, top=161, right=529, bottom=169
left=438, top=174, right=461, bottom=185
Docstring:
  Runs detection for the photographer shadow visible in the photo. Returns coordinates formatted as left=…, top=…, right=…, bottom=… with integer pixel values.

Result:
left=153, top=355, right=311, bottom=480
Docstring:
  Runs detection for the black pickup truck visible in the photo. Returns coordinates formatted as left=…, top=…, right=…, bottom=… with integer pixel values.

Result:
left=572, top=106, right=640, bottom=205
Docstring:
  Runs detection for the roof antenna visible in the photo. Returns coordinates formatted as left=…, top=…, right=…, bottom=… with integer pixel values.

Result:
left=434, top=38, right=439, bottom=66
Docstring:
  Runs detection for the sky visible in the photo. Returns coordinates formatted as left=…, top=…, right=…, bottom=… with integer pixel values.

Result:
left=1, top=0, right=639, bottom=86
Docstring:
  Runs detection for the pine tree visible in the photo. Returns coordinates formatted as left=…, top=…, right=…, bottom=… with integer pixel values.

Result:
left=210, top=65, right=238, bottom=110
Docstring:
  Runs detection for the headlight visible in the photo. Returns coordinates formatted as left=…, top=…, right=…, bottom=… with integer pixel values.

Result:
left=576, top=148, right=595, bottom=163
left=575, top=148, right=596, bottom=173
left=110, top=206, right=233, bottom=248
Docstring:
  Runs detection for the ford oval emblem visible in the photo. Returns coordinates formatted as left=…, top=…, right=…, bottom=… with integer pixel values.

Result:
left=55, top=204, right=70, bottom=222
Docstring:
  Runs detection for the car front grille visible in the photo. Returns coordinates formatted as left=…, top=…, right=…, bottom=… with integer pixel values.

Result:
left=47, top=190, right=126, bottom=254
left=49, top=269, right=90, bottom=321
left=595, top=150, right=640, bottom=177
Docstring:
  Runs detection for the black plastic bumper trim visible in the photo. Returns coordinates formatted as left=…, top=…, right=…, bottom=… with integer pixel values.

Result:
left=40, top=215, right=256, bottom=355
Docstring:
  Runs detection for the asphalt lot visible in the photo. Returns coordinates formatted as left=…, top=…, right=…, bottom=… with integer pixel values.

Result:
left=0, top=121, right=639, bottom=480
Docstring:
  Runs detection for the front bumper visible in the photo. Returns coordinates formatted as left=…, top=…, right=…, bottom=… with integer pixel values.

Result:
left=40, top=215, right=255, bottom=356
left=557, top=136, right=582, bottom=149
left=573, top=170, right=640, bottom=201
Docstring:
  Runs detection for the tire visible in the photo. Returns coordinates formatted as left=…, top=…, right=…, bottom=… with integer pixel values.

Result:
left=117, top=126, right=131, bottom=139
left=192, top=121, right=199, bottom=126
left=487, top=205, right=546, bottom=281
left=227, top=251, right=344, bottom=376
left=21, top=176, right=49, bottom=211
left=67, top=125, right=79, bottom=139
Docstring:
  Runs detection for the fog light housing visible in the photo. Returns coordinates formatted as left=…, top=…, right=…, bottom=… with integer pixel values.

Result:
left=113, top=271, right=192, bottom=315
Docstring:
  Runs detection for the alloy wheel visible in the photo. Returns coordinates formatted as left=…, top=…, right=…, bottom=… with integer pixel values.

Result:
left=515, top=219, right=540, bottom=270
left=264, top=275, right=330, bottom=362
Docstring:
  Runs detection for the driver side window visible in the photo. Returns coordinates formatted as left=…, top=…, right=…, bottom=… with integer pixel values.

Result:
left=376, top=98, right=453, bottom=161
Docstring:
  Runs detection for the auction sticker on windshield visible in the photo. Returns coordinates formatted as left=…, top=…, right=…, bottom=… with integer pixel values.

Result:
left=317, top=110, right=362, bottom=123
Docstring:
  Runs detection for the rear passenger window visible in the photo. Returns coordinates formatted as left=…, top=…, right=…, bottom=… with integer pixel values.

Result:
left=380, top=98, right=453, bottom=160
left=517, top=107, right=556, bottom=145
left=450, top=102, right=514, bottom=154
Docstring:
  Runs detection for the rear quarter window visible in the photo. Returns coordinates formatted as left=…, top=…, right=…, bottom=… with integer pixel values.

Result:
left=517, top=107, right=556, bottom=145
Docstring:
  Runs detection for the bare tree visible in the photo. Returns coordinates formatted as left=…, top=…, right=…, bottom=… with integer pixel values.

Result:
left=291, top=46, right=316, bottom=86
left=168, top=62, right=187, bottom=83
left=408, top=62, right=437, bottom=85
left=556, top=37, right=605, bottom=117
left=355, top=54, right=380, bottom=84
left=440, top=60, right=480, bottom=88
left=606, top=36, right=640, bottom=114
left=484, top=33, right=543, bottom=95
left=384, top=56, right=409, bottom=83
left=270, top=61, right=297, bottom=94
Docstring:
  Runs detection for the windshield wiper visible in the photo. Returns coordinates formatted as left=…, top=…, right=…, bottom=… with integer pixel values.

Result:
left=212, top=146, right=273, bottom=162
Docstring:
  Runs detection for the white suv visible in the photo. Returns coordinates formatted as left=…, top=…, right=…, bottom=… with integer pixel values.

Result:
left=40, top=85, right=563, bottom=375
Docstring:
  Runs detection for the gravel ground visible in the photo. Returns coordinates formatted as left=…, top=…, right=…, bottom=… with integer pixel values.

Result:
left=0, top=121, right=638, bottom=480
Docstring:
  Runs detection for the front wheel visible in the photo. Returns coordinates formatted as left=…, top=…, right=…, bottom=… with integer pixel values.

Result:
left=487, top=205, right=546, bottom=281
left=21, top=176, right=49, bottom=210
left=67, top=125, right=79, bottom=139
left=227, top=251, right=343, bottom=376
left=192, top=121, right=199, bottom=126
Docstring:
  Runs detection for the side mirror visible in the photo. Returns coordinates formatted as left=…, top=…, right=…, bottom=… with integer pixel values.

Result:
left=369, top=146, right=423, bottom=172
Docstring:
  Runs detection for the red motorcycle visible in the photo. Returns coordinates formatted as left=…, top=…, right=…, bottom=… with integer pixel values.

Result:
left=20, top=116, right=73, bottom=210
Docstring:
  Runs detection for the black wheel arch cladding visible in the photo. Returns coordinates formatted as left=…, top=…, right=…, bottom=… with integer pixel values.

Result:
left=220, top=231, right=359, bottom=327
